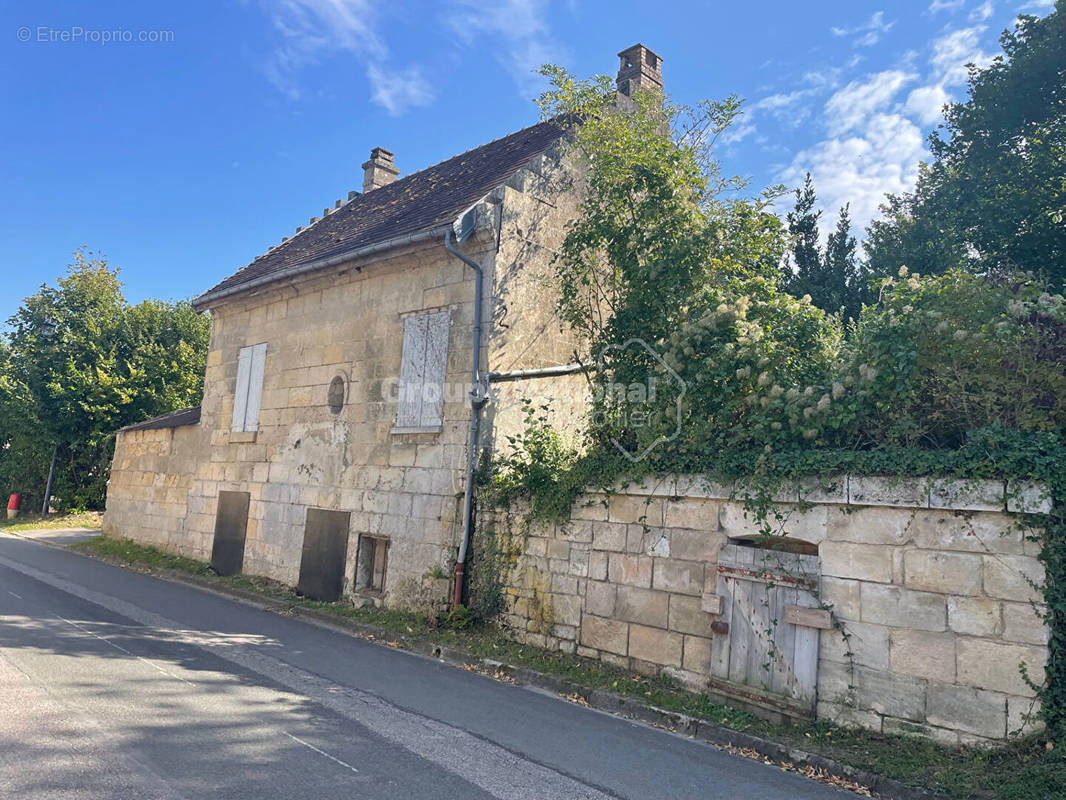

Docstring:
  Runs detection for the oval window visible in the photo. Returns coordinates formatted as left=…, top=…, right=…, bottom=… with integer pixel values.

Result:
left=327, top=375, right=345, bottom=414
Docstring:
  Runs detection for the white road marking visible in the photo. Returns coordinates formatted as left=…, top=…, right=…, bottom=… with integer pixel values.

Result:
left=0, top=552, right=615, bottom=800
left=282, top=731, right=360, bottom=773
left=7, top=591, right=22, bottom=599
left=55, top=614, right=196, bottom=687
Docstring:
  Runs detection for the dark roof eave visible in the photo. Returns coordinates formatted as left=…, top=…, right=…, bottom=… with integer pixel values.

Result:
left=120, top=406, right=202, bottom=433
left=192, top=224, right=453, bottom=311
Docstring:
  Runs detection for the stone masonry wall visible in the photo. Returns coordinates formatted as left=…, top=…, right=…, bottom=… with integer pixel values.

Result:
left=105, top=146, right=583, bottom=612
left=489, top=473, right=1052, bottom=744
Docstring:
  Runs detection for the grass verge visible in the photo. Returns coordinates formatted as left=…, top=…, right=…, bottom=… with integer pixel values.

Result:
left=1, top=510, right=102, bottom=532
left=73, top=535, right=1065, bottom=800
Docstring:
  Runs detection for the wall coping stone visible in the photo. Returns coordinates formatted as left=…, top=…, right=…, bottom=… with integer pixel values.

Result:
left=601, top=474, right=1051, bottom=515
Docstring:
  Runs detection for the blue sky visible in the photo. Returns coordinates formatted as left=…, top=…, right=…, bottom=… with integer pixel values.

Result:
left=0, top=0, right=1054, bottom=324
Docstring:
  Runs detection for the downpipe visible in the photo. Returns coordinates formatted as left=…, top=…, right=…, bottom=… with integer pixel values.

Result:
left=445, top=227, right=487, bottom=610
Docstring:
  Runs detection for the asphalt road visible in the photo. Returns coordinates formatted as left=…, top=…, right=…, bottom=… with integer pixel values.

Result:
left=0, top=533, right=855, bottom=800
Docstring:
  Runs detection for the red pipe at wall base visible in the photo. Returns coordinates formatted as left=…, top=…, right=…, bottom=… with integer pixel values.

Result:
left=452, top=562, right=465, bottom=609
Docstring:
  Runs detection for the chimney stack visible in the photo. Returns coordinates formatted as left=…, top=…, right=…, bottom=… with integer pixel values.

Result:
left=362, top=147, right=399, bottom=192
left=616, top=43, right=663, bottom=98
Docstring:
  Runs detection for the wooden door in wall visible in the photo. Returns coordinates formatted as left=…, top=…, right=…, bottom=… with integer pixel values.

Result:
left=709, top=543, right=827, bottom=715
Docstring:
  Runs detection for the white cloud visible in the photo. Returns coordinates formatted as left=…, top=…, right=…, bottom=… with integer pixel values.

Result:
left=720, top=121, right=756, bottom=146
left=930, top=26, right=994, bottom=86
left=824, top=70, right=915, bottom=134
left=905, top=84, right=951, bottom=125
left=830, top=10, right=895, bottom=47
left=445, top=0, right=565, bottom=96
left=779, top=113, right=927, bottom=238
left=928, top=0, right=965, bottom=12
left=1019, top=0, right=1053, bottom=9
left=256, top=0, right=434, bottom=114
left=366, top=65, right=435, bottom=116
left=969, top=0, right=995, bottom=21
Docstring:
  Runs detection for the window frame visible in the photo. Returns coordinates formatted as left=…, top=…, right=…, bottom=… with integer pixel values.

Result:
left=231, top=342, right=267, bottom=433
left=392, top=310, right=450, bottom=434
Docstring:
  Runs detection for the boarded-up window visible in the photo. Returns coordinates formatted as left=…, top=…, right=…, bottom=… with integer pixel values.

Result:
left=394, top=311, right=449, bottom=432
left=211, top=491, right=249, bottom=577
left=231, top=343, right=267, bottom=432
left=354, top=535, right=388, bottom=594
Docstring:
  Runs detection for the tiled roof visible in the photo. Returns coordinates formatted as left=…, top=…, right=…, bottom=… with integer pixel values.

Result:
left=120, top=406, right=201, bottom=432
left=194, top=118, right=570, bottom=307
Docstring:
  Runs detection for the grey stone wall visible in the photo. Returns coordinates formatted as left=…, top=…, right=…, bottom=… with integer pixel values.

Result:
left=489, top=474, right=1051, bottom=744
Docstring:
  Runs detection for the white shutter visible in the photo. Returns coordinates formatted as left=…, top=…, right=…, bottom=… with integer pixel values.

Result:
left=420, top=311, right=450, bottom=427
left=396, top=316, right=427, bottom=429
left=244, top=343, right=267, bottom=432
left=231, top=346, right=252, bottom=432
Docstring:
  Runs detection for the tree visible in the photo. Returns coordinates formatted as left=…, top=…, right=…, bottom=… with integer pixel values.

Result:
left=865, top=3, right=1066, bottom=286
left=782, top=176, right=865, bottom=320
left=0, top=249, right=210, bottom=510
left=784, top=173, right=821, bottom=290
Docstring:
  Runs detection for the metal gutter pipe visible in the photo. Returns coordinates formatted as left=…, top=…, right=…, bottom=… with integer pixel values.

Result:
left=487, top=364, right=587, bottom=383
left=444, top=226, right=488, bottom=610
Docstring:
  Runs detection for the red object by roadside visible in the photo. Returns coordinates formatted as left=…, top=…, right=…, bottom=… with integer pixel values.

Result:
left=7, top=493, right=19, bottom=511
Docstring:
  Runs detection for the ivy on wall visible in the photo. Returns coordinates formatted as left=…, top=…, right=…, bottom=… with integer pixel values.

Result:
left=478, top=65, right=1066, bottom=738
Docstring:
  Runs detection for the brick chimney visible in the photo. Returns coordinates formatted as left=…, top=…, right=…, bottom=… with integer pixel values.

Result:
left=362, top=147, right=399, bottom=192
left=616, top=43, right=663, bottom=97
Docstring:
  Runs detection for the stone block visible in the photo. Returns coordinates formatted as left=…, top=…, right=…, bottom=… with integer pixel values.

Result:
left=849, top=476, right=929, bottom=508
left=615, top=586, right=670, bottom=628
left=797, top=474, right=848, bottom=504
left=571, top=496, right=608, bottom=521
left=591, top=522, right=627, bottom=552
left=854, top=666, right=926, bottom=721
left=628, top=624, right=683, bottom=668
left=826, top=506, right=914, bottom=545
left=608, top=553, right=652, bottom=587
left=1008, top=695, right=1043, bottom=736
left=910, top=511, right=1025, bottom=556
left=1001, top=602, right=1049, bottom=646
left=1006, top=481, right=1052, bottom=514
left=569, top=547, right=590, bottom=577
left=861, top=584, right=946, bottom=631
left=664, top=498, right=719, bottom=531
left=821, top=541, right=894, bottom=583
left=652, top=560, right=704, bottom=595
left=608, top=495, right=663, bottom=526
left=904, top=550, right=982, bottom=596
left=948, top=596, right=1001, bottom=637
left=820, top=621, right=889, bottom=670
left=642, top=528, right=670, bottom=557
left=816, top=701, right=884, bottom=733
left=956, top=637, right=1046, bottom=696
left=821, top=577, right=862, bottom=620
left=612, top=475, right=675, bottom=497
left=560, top=520, right=594, bottom=543
left=674, top=475, right=733, bottom=500
left=668, top=593, right=715, bottom=637
left=983, top=555, right=1045, bottom=603
left=926, top=685, right=1006, bottom=739
left=585, top=581, right=616, bottom=618
left=668, top=528, right=724, bottom=562
left=552, top=594, right=582, bottom=627
left=682, top=635, right=713, bottom=673
left=889, top=630, right=956, bottom=683
left=588, top=550, right=608, bottom=581
left=928, top=478, right=1005, bottom=512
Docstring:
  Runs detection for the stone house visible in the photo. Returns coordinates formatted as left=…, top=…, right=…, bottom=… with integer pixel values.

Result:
left=105, top=44, right=666, bottom=609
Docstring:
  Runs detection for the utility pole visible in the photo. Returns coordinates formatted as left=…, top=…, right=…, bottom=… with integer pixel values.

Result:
left=41, top=445, right=57, bottom=516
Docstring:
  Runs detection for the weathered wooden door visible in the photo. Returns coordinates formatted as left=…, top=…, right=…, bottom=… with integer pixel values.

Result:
left=709, top=543, right=825, bottom=713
